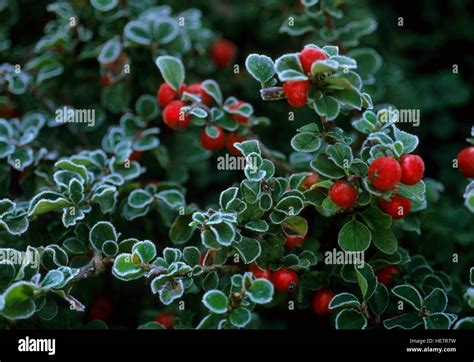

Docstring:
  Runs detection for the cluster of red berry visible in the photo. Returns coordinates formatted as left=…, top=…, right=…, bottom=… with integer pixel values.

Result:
left=281, top=47, right=327, bottom=107
left=366, top=155, right=424, bottom=219
left=157, top=82, right=247, bottom=155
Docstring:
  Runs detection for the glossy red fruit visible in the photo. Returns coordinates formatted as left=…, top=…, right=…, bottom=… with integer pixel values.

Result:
left=249, top=263, right=272, bottom=281
left=186, top=83, right=213, bottom=106
left=226, top=132, right=245, bottom=155
left=284, top=235, right=305, bottom=250
left=282, top=80, right=312, bottom=107
left=328, top=180, right=358, bottom=209
left=302, top=172, right=319, bottom=189
left=400, top=154, right=425, bottom=185
left=129, top=150, right=143, bottom=161
left=227, top=101, right=249, bottom=124
left=299, top=47, right=327, bottom=74
left=457, top=146, right=474, bottom=178
left=376, top=265, right=402, bottom=286
left=368, top=157, right=402, bottom=190
left=211, top=39, right=237, bottom=68
left=157, top=83, right=179, bottom=108
left=163, top=100, right=190, bottom=130
left=88, top=297, right=113, bottom=322
left=379, top=195, right=412, bottom=219
left=272, top=269, right=299, bottom=292
left=155, top=312, right=174, bottom=329
left=201, top=126, right=226, bottom=150
left=312, top=289, right=336, bottom=316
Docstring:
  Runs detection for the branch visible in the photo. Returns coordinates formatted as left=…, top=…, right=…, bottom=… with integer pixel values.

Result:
left=260, top=86, right=286, bottom=101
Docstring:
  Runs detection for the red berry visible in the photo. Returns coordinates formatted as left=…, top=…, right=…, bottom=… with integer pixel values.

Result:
left=162, top=100, right=190, bottom=130
left=457, top=146, right=474, bottom=178
left=376, top=265, right=402, bottom=286
left=400, top=154, right=425, bottom=185
left=368, top=157, right=402, bottom=190
left=282, top=80, right=311, bottom=107
left=302, top=172, right=319, bottom=189
left=379, top=195, right=412, bottom=219
left=228, top=101, right=249, bottom=124
left=157, top=83, right=179, bottom=108
left=284, top=235, right=305, bottom=250
left=272, top=269, right=299, bottom=292
left=211, top=39, right=237, bottom=68
left=299, top=47, right=327, bottom=74
left=249, top=263, right=272, bottom=281
left=201, top=126, right=226, bottom=150
left=186, top=83, right=213, bottom=106
left=328, top=180, right=358, bottom=209
left=88, top=297, right=113, bottom=322
left=129, top=150, right=143, bottom=162
left=155, top=312, right=174, bottom=329
left=226, top=132, right=245, bottom=155
left=312, top=289, right=336, bottom=316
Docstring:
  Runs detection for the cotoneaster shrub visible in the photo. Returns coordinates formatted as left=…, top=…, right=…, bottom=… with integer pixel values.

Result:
left=0, top=0, right=472, bottom=330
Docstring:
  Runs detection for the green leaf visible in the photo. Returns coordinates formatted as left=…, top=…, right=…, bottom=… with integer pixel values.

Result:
left=170, top=214, right=194, bottom=245
left=124, top=20, right=152, bottom=46
left=98, top=37, right=121, bottom=64
left=0, top=282, right=36, bottom=320
left=0, top=261, right=16, bottom=289
left=423, top=313, right=453, bottom=329
left=281, top=215, right=308, bottom=237
left=210, top=222, right=235, bottom=246
left=274, top=53, right=306, bottom=81
left=36, top=62, right=64, bottom=85
left=128, top=189, right=154, bottom=209
left=183, top=246, right=200, bottom=266
left=132, top=240, right=156, bottom=263
left=201, top=80, right=223, bottom=105
left=335, top=309, right=367, bottom=329
left=329, top=293, right=361, bottom=309
left=355, top=263, right=377, bottom=300
left=338, top=219, right=372, bottom=252
left=291, top=132, right=321, bottom=153
left=368, top=283, right=389, bottom=317
left=112, top=254, right=144, bottom=281
left=28, top=191, right=71, bottom=217
left=371, top=228, right=397, bottom=255
left=393, top=126, right=419, bottom=154
left=423, top=288, right=447, bottom=314
left=135, top=94, right=159, bottom=121
left=383, top=312, right=423, bottom=329
left=202, top=271, right=219, bottom=291
left=234, top=237, right=261, bottom=264
left=391, top=284, right=423, bottom=311
left=229, top=307, right=251, bottom=328
left=155, top=56, right=185, bottom=91
left=152, top=17, right=179, bottom=44
left=360, top=206, right=392, bottom=230
left=314, top=95, right=340, bottom=121
left=454, top=317, right=474, bottom=329
left=310, top=153, right=345, bottom=179
left=326, top=142, right=353, bottom=169
left=202, top=290, right=228, bottom=314
left=91, top=0, right=118, bottom=11
left=275, top=196, right=304, bottom=216
left=245, top=54, right=275, bottom=84
left=335, top=88, right=362, bottom=110
left=137, top=322, right=165, bottom=330
left=89, top=221, right=117, bottom=251
left=156, top=190, right=184, bottom=209
left=246, top=279, right=274, bottom=304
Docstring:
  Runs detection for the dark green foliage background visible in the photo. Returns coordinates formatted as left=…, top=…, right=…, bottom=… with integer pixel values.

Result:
left=0, top=0, right=472, bottom=329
